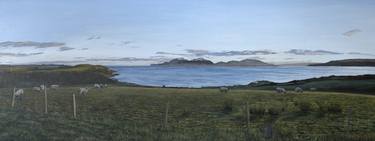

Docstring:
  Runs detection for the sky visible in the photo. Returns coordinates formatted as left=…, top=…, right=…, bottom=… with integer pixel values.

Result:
left=0, top=0, right=374, bottom=65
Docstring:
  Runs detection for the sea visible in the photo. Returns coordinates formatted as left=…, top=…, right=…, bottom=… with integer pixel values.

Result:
left=110, top=66, right=375, bottom=87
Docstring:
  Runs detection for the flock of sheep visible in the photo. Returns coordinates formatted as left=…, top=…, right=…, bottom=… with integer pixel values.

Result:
left=220, top=86, right=316, bottom=94
left=79, top=83, right=108, bottom=96
left=274, top=87, right=318, bottom=94
left=13, top=84, right=315, bottom=100
left=12, top=83, right=109, bottom=99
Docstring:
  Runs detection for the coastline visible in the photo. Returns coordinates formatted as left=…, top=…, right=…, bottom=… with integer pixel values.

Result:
left=118, top=74, right=375, bottom=94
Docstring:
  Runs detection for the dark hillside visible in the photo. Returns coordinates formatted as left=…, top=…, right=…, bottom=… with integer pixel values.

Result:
left=310, top=59, right=375, bottom=66
left=229, top=75, right=375, bottom=94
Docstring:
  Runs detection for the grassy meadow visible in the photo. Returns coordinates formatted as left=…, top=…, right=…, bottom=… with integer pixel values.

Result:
left=0, top=64, right=117, bottom=88
left=232, top=75, right=375, bottom=95
left=0, top=86, right=374, bottom=141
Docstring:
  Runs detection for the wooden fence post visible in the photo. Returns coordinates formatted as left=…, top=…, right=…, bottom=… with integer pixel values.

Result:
left=244, top=100, right=252, bottom=141
left=73, top=93, right=77, bottom=118
left=44, top=85, right=48, bottom=114
left=246, top=101, right=250, bottom=127
left=347, top=106, right=353, bottom=132
left=11, top=88, right=16, bottom=108
left=164, top=100, right=170, bottom=130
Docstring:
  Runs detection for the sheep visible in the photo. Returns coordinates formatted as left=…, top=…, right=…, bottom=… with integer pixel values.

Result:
left=275, top=87, right=287, bottom=94
left=79, top=88, right=89, bottom=96
left=40, top=85, right=46, bottom=90
left=94, top=84, right=101, bottom=89
left=14, top=89, right=24, bottom=100
left=294, top=87, right=303, bottom=93
left=219, top=87, right=229, bottom=93
left=32, top=87, right=41, bottom=92
left=102, top=84, right=108, bottom=88
left=99, top=83, right=108, bottom=88
left=50, top=85, right=59, bottom=89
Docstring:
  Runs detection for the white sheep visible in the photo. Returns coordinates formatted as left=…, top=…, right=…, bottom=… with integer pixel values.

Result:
left=275, top=87, right=287, bottom=94
left=219, top=87, right=229, bottom=93
left=40, top=85, right=46, bottom=90
left=79, top=88, right=89, bottom=96
left=294, top=87, right=303, bottom=93
left=99, top=84, right=108, bottom=88
left=94, top=84, right=101, bottom=89
left=32, top=87, right=41, bottom=92
left=50, top=85, right=59, bottom=89
left=14, top=89, right=24, bottom=100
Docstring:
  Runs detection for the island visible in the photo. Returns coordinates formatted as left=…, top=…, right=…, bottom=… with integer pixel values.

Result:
left=151, top=58, right=275, bottom=66
left=309, top=59, right=375, bottom=66
left=152, top=58, right=214, bottom=66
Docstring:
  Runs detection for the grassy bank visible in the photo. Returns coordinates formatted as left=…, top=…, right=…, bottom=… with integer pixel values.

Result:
left=0, top=64, right=117, bottom=88
left=230, top=75, right=375, bottom=94
left=0, top=86, right=374, bottom=140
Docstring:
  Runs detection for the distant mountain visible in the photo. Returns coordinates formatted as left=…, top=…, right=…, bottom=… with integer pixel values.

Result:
left=215, top=59, right=274, bottom=66
left=309, top=59, right=375, bottom=66
left=152, top=58, right=274, bottom=66
left=277, top=62, right=316, bottom=66
left=152, top=58, right=214, bottom=66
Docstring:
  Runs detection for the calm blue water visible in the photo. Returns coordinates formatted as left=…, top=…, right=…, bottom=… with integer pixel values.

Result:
left=110, top=66, right=375, bottom=87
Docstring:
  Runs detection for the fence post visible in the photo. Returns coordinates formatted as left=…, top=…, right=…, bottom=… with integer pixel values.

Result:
left=11, top=88, right=16, bottom=108
left=246, top=101, right=250, bottom=127
left=73, top=93, right=77, bottom=118
left=244, top=101, right=252, bottom=141
left=164, top=100, right=170, bottom=130
left=44, top=85, right=48, bottom=114
left=347, top=106, right=353, bottom=132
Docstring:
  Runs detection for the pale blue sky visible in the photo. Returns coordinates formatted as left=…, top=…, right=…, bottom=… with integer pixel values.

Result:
left=0, top=0, right=374, bottom=65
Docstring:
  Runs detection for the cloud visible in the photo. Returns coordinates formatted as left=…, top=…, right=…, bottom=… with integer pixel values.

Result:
left=342, top=29, right=362, bottom=37
left=284, top=58, right=295, bottom=60
left=186, top=49, right=276, bottom=56
left=120, top=41, right=140, bottom=48
left=122, top=41, right=133, bottom=46
left=250, top=56, right=266, bottom=60
left=59, top=46, right=75, bottom=51
left=86, top=56, right=170, bottom=62
left=156, top=52, right=190, bottom=56
left=347, top=52, right=375, bottom=56
left=34, top=56, right=172, bottom=65
left=156, top=49, right=276, bottom=57
left=238, top=56, right=265, bottom=60
left=184, top=49, right=210, bottom=56
left=0, top=41, right=65, bottom=48
left=87, top=35, right=101, bottom=40
left=0, top=41, right=74, bottom=51
left=0, top=52, right=43, bottom=57
left=285, top=49, right=342, bottom=55
left=32, top=60, right=86, bottom=64
left=128, top=46, right=141, bottom=49
left=80, top=48, right=89, bottom=50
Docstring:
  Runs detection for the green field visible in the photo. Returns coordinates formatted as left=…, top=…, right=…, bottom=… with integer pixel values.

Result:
left=0, top=64, right=118, bottom=88
left=231, top=75, right=375, bottom=94
left=1, top=86, right=375, bottom=141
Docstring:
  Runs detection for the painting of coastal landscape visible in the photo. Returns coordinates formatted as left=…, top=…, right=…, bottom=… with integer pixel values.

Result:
left=1, top=1, right=375, bottom=141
